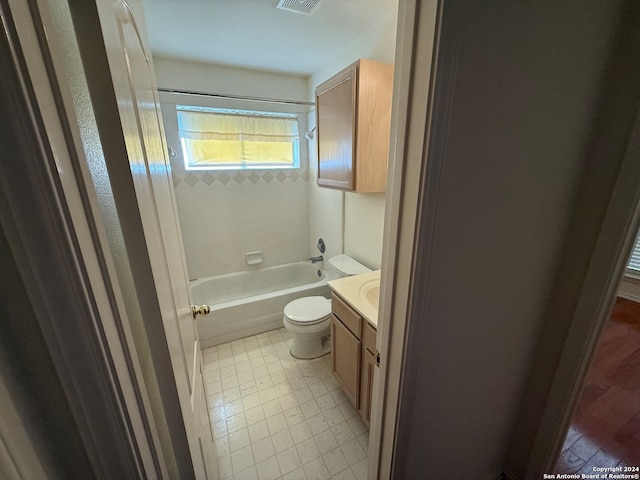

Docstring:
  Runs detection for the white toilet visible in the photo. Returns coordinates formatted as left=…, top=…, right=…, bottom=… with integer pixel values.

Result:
left=283, top=255, right=371, bottom=359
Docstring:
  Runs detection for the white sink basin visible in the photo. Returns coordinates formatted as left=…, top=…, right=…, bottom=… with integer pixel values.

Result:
left=358, top=279, right=380, bottom=311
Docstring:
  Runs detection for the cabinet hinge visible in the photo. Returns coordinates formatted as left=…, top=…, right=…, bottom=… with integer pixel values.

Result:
left=376, top=352, right=381, bottom=366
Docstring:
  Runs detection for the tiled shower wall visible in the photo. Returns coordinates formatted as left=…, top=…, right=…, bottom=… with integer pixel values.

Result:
left=161, top=103, right=310, bottom=279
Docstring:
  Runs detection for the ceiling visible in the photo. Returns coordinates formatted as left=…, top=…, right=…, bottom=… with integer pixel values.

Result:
left=143, top=0, right=397, bottom=76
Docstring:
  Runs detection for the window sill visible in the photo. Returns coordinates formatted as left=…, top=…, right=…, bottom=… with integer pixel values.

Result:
left=623, top=272, right=640, bottom=285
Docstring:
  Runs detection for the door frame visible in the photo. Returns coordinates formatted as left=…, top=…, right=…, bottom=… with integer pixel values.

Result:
left=0, top=0, right=165, bottom=477
left=369, top=1, right=441, bottom=478
left=372, top=1, right=640, bottom=479
left=6, top=0, right=640, bottom=478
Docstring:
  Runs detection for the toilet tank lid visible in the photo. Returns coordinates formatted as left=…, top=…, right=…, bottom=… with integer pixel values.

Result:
left=328, top=254, right=371, bottom=276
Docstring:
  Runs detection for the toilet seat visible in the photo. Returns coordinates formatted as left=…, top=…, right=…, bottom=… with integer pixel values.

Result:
left=284, top=296, right=331, bottom=326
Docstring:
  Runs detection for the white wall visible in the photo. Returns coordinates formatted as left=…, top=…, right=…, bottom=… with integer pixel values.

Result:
left=307, top=11, right=398, bottom=270
left=393, top=3, right=631, bottom=479
left=154, top=56, right=308, bottom=102
left=306, top=112, right=344, bottom=262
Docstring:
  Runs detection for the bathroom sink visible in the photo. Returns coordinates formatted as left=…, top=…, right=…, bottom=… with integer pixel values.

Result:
left=358, top=279, right=380, bottom=311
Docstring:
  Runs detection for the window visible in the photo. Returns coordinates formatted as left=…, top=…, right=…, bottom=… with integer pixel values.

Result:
left=177, top=106, right=300, bottom=170
left=627, top=232, right=640, bottom=275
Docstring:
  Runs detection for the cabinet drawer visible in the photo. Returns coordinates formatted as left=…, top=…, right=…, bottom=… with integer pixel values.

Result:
left=331, top=292, right=362, bottom=337
left=362, top=322, right=376, bottom=354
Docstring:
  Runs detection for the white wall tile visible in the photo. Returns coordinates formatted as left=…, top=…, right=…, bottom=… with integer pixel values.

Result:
left=161, top=102, right=311, bottom=279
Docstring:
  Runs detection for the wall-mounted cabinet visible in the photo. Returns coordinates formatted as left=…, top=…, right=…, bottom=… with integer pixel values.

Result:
left=315, top=59, right=393, bottom=193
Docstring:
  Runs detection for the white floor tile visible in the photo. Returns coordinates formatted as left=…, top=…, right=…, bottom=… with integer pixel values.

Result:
left=316, top=393, right=336, bottom=412
left=289, top=421, right=313, bottom=444
left=271, top=427, right=294, bottom=454
left=328, top=389, right=348, bottom=406
left=222, top=375, right=240, bottom=390
left=270, top=370, right=287, bottom=385
left=266, top=412, right=288, bottom=435
left=256, top=455, right=281, bottom=480
left=294, top=387, right=314, bottom=405
left=231, top=445, right=254, bottom=474
left=238, top=372, right=255, bottom=387
left=202, top=329, right=369, bottom=480
left=245, top=405, right=266, bottom=426
left=339, top=438, right=366, bottom=466
left=296, top=437, right=321, bottom=464
left=220, top=365, right=237, bottom=379
left=251, top=436, right=275, bottom=464
left=235, top=465, right=259, bottom=480
left=248, top=420, right=270, bottom=444
left=282, top=466, right=307, bottom=480
left=227, top=413, right=248, bottom=434
left=229, top=428, right=251, bottom=452
left=309, top=381, right=329, bottom=399
left=345, top=416, right=367, bottom=436
left=277, top=446, right=303, bottom=475
left=350, top=458, right=368, bottom=480
left=300, top=399, right=321, bottom=419
left=323, top=447, right=349, bottom=476
left=216, top=435, right=230, bottom=458
left=307, top=413, right=330, bottom=437
left=330, top=422, right=355, bottom=446
left=336, top=400, right=358, bottom=420
left=213, top=420, right=228, bottom=440
left=278, top=393, right=298, bottom=411
left=357, top=432, right=369, bottom=451
left=284, top=406, right=305, bottom=427
left=218, top=454, right=232, bottom=480
left=323, top=407, right=345, bottom=427
left=303, top=457, right=330, bottom=480
left=255, top=374, right=273, bottom=390
left=262, top=398, right=283, bottom=418
left=314, top=429, right=338, bottom=455
left=242, top=392, right=262, bottom=411
left=331, top=468, right=356, bottom=480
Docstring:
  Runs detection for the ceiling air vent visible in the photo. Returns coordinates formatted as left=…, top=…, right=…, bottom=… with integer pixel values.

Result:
left=275, top=0, right=323, bottom=16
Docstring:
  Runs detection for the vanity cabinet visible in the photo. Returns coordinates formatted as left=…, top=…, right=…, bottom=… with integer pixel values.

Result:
left=330, top=291, right=377, bottom=427
left=315, top=59, right=393, bottom=193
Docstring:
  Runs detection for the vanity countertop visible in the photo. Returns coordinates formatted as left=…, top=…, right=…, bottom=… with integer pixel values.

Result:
left=328, top=270, right=381, bottom=328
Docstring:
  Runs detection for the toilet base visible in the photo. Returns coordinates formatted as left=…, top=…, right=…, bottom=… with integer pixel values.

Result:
left=290, top=334, right=331, bottom=360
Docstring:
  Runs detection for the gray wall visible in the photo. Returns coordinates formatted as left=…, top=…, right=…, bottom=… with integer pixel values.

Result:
left=394, top=1, right=635, bottom=478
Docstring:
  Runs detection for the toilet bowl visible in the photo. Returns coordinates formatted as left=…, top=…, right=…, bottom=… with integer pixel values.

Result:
left=283, top=255, right=371, bottom=359
left=283, top=296, right=332, bottom=359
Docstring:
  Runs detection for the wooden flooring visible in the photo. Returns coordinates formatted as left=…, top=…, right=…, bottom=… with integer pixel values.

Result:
left=555, top=297, right=640, bottom=473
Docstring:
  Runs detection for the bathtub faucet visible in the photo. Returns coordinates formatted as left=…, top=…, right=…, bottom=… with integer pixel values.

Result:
left=308, top=255, right=324, bottom=264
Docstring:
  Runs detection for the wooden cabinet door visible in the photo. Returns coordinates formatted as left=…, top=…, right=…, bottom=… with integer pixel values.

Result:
left=316, top=64, right=357, bottom=190
left=360, top=322, right=377, bottom=427
left=360, top=349, right=376, bottom=427
left=331, top=314, right=361, bottom=408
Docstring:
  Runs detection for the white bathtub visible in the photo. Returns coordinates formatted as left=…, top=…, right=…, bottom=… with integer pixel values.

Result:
left=191, top=262, right=338, bottom=347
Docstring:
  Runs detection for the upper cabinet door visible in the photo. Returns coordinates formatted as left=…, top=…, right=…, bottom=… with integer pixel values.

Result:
left=316, top=59, right=394, bottom=193
left=316, top=64, right=357, bottom=190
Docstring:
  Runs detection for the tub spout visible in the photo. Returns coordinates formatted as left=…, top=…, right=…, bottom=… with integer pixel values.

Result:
left=308, top=255, right=324, bottom=264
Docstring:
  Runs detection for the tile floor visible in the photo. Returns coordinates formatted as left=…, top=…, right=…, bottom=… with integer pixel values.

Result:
left=203, top=327, right=369, bottom=480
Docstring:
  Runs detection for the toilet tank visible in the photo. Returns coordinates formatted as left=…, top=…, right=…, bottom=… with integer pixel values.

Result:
left=328, top=254, right=371, bottom=276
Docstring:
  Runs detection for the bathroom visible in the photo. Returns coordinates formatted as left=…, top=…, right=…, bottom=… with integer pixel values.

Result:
left=145, top=0, right=398, bottom=478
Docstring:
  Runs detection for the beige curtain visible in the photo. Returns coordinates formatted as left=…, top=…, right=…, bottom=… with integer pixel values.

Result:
left=177, top=109, right=299, bottom=166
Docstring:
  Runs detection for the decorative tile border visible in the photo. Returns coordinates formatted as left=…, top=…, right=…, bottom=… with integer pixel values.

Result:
left=172, top=168, right=308, bottom=188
